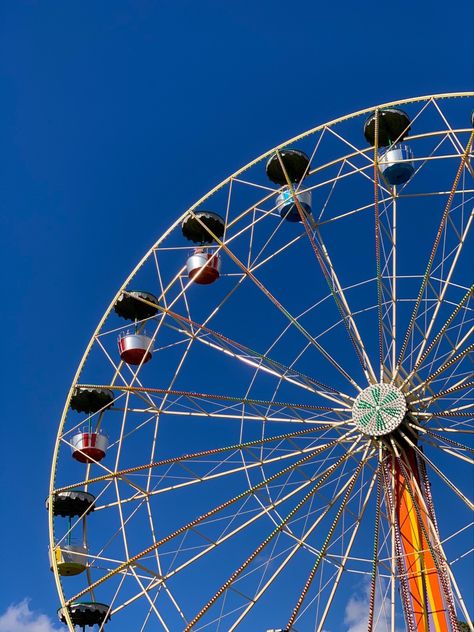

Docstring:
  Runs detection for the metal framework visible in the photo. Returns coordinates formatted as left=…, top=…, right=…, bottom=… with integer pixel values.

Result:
left=49, top=93, right=474, bottom=631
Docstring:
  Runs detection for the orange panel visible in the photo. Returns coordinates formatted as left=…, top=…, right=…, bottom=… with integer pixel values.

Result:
left=393, top=450, right=449, bottom=632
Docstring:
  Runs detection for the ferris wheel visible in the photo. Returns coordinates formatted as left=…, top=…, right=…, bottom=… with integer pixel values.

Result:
left=48, top=93, right=474, bottom=631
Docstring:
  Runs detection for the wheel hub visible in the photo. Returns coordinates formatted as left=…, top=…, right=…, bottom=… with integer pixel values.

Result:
left=352, top=383, right=406, bottom=436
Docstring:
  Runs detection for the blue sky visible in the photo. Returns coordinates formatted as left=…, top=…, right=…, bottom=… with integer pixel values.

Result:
left=0, top=1, right=473, bottom=630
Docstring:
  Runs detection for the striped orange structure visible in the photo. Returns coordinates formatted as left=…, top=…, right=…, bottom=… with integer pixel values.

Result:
left=392, top=447, right=453, bottom=631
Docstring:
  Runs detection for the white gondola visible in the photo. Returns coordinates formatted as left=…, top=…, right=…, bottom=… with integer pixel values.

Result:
left=186, top=248, right=221, bottom=284
left=118, top=332, right=153, bottom=365
left=71, top=430, right=108, bottom=463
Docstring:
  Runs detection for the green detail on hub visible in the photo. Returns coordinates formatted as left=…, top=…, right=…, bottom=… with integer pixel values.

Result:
left=352, top=384, right=406, bottom=436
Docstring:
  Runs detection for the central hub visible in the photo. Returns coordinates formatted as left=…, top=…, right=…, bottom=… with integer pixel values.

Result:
left=352, top=383, right=406, bottom=436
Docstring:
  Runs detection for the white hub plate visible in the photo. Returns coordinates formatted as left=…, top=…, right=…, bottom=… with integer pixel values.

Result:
left=352, top=384, right=406, bottom=436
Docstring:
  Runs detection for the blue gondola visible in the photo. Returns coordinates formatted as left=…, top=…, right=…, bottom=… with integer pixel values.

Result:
left=276, top=185, right=312, bottom=222
left=378, top=143, right=415, bottom=185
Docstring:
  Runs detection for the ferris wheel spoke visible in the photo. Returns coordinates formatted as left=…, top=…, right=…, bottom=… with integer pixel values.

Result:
left=314, top=226, right=378, bottom=383
left=78, top=383, right=350, bottom=416
left=147, top=262, right=356, bottom=412
left=107, top=441, right=363, bottom=624
left=428, top=442, right=474, bottom=467
left=182, top=443, right=370, bottom=631
left=121, top=277, right=357, bottom=406
left=412, top=211, right=474, bottom=373
left=394, top=130, right=474, bottom=382
left=66, top=432, right=362, bottom=605
left=398, top=429, right=473, bottom=511
left=424, top=427, right=474, bottom=435
left=409, top=377, right=474, bottom=406
left=312, top=470, right=381, bottom=632
left=400, top=284, right=472, bottom=385
left=272, top=150, right=377, bottom=385
left=408, top=340, right=474, bottom=397
left=159, top=307, right=353, bottom=406
left=413, top=429, right=474, bottom=466
left=191, top=329, right=352, bottom=406
left=278, top=151, right=377, bottom=383
left=372, top=109, right=389, bottom=383
left=416, top=426, right=474, bottom=456
left=117, top=407, right=345, bottom=426
left=94, top=429, right=358, bottom=511
left=186, top=210, right=362, bottom=392
left=380, top=195, right=398, bottom=379
left=397, top=188, right=474, bottom=200
left=417, top=372, right=474, bottom=409
left=418, top=437, right=474, bottom=468
left=164, top=450, right=365, bottom=586
left=121, top=399, right=347, bottom=427
left=415, top=418, right=474, bottom=434
left=415, top=403, right=474, bottom=417
left=286, top=451, right=374, bottom=631
left=227, top=447, right=376, bottom=631
left=55, top=425, right=345, bottom=494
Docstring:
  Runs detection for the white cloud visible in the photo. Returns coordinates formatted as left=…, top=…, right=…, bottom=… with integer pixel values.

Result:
left=343, top=580, right=404, bottom=632
left=0, top=600, right=61, bottom=632
left=344, top=585, right=371, bottom=632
